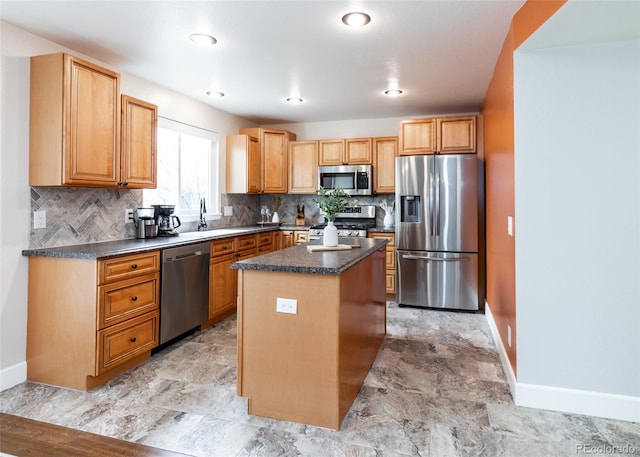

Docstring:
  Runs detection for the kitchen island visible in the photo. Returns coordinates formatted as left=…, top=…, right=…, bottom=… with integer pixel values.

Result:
left=232, top=238, right=387, bottom=430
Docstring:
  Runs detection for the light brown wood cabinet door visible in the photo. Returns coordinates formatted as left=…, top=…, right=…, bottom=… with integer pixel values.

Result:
left=247, top=135, right=261, bottom=193
left=209, top=255, right=236, bottom=319
left=345, top=138, right=372, bottom=164
left=289, top=141, right=318, bottom=194
left=226, top=134, right=261, bottom=194
left=66, top=55, right=121, bottom=185
left=437, top=116, right=476, bottom=154
left=318, top=139, right=345, bottom=165
left=121, top=95, right=157, bottom=188
left=262, top=130, right=289, bottom=193
left=373, top=137, right=397, bottom=193
left=398, top=118, right=436, bottom=155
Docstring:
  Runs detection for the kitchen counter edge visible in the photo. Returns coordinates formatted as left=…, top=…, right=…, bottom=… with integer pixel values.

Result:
left=231, top=238, right=388, bottom=275
left=21, top=225, right=290, bottom=260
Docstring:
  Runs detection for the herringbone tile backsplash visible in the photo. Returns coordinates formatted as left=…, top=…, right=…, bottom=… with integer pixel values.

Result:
left=29, top=188, right=393, bottom=249
left=29, top=188, right=262, bottom=248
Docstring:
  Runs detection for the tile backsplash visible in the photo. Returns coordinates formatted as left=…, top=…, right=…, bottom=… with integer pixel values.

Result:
left=29, top=187, right=395, bottom=249
left=29, top=188, right=263, bottom=248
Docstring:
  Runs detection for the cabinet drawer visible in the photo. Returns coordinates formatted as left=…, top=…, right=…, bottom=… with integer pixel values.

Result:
left=385, top=250, right=396, bottom=270
left=369, top=233, right=395, bottom=243
left=293, top=231, right=308, bottom=244
left=237, top=235, right=256, bottom=251
left=99, top=251, right=159, bottom=284
left=256, top=232, right=274, bottom=247
left=97, top=311, right=159, bottom=374
left=211, top=238, right=235, bottom=257
left=98, top=273, right=159, bottom=330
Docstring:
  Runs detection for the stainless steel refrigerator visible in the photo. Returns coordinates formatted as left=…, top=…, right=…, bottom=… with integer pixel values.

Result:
left=395, top=154, right=479, bottom=311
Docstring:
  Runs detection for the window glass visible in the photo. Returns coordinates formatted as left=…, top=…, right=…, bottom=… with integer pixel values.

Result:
left=143, top=118, right=219, bottom=218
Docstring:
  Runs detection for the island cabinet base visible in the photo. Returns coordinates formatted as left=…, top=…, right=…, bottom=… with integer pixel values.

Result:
left=237, top=247, right=386, bottom=430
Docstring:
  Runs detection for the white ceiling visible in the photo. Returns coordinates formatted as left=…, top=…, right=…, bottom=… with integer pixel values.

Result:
left=0, top=1, right=528, bottom=124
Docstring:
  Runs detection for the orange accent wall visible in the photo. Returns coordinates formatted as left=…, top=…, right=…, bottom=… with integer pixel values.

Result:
left=481, top=0, right=565, bottom=376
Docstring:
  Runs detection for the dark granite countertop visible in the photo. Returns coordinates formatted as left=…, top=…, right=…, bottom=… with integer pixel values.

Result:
left=21, top=226, right=282, bottom=260
left=231, top=237, right=388, bottom=275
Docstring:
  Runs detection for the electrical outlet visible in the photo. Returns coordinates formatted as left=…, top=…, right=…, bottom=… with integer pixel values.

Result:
left=125, top=209, right=134, bottom=223
left=276, top=297, right=297, bottom=314
left=507, top=216, right=513, bottom=237
left=223, top=206, right=233, bottom=216
left=507, top=325, right=512, bottom=347
left=33, top=210, right=46, bottom=229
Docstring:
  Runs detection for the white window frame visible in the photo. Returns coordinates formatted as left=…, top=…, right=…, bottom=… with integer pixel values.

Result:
left=143, top=117, right=221, bottom=222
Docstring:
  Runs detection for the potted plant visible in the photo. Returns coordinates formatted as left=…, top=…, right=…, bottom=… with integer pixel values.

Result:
left=313, top=187, right=349, bottom=246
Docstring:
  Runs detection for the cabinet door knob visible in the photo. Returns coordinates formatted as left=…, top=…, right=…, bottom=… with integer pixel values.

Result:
left=131, top=264, right=138, bottom=269
left=130, top=337, right=137, bottom=343
left=131, top=296, right=138, bottom=301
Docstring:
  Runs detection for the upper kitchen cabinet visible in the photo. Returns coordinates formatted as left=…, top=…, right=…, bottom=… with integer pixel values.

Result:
left=120, top=95, right=157, bottom=188
left=289, top=140, right=318, bottom=194
left=319, top=138, right=372, bottom=165
left=239, top=128, right=296, bottom=193
left=345, top=138, right=373, bottom=164
left=29, top=53, right=121, bottom=187
left=226, top=134, right=261, bottom=193
left=373, top=136, right=398, bottom=193
left=399, top=116, right=476, bottom=155
left=437, top=116, right=476, bottom=154
left=29, top=53, right=158, bottom=188
left=318, top=139, right=344, bottom=166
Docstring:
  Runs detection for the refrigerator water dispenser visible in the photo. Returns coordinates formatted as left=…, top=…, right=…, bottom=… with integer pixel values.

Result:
left=400, top=195, right=421, bottom=222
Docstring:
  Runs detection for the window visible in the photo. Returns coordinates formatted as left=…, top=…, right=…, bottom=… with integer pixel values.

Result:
left=143, top=118, right=220, bottom=220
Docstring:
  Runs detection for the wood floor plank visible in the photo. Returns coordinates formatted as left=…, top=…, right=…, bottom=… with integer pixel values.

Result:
left=0, top=413, right=190, bottom=457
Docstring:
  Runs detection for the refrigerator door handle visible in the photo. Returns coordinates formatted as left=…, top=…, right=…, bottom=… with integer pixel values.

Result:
left=402, top=254, right=470, bottom=262
left=435, top=168, right=441, bottom=236
left=428, top=171, right=434, bottom=236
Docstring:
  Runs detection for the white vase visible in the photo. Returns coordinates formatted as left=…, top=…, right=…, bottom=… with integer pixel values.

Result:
left=383, top=211, right=394, bottom=228
left=323, top=221, right=339, bottom=247
left=272, top=211, right=279, bottom=223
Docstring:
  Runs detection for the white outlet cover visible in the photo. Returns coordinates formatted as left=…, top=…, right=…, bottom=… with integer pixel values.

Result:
left=33, top=210, right=46, bottom=229
left=276, top=297, right=297, bottom=314
left=223, top=206, right=233, bottom=216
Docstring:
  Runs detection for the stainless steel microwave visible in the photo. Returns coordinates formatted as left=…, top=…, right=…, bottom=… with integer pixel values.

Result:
left=317, top=165, right=372, bottom=196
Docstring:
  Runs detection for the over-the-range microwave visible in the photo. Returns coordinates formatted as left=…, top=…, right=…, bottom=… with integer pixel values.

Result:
left=317, top=164, right=372, bottom=196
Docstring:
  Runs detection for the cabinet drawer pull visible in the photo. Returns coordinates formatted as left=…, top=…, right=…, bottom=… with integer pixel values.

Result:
left=131, top=263, right=138, bottom=269
left=222, top=246, right=228, bottom=250
left=131, top=296, right=138, bottom=301
left=130, top=337, right=137, bottom=343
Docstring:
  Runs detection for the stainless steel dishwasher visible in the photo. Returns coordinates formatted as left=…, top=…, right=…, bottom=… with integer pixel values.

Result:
left=160, top=242, right=210, bottom=344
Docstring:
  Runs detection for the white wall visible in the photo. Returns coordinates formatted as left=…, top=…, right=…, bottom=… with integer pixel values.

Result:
left=0, top=21, right=256, bottom=390
left=514, top=38, right=640, bottom=418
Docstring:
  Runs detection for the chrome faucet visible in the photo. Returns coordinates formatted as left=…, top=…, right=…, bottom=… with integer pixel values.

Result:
left=198, top=197, right=207, bottom=231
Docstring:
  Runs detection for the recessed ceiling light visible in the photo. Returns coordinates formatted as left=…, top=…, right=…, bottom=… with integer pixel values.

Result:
left=286, top=97, right=303, bottom=104
left=189, top=33, right=217, bottom=45
left=384, top=89, right=403, bottom=96
left=342, top=12, right=371, bottom=27
left=206, top=90, right=224, bottom=98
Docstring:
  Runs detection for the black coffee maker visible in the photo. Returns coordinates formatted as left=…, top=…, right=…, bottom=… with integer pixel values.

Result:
left=153, top=204, right=181, bottom=236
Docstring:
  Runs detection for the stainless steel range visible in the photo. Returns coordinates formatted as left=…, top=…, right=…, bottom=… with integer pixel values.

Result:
left=309, top=205, right=376, bottom=238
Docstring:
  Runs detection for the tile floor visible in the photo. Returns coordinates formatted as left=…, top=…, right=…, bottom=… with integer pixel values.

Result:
left=1, top=303, right=638, bottom=456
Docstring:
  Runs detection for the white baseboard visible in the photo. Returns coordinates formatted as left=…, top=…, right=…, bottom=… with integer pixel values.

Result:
left=484, top=302, right=640, bottom=423
left=484, top=302, right=517, bottom=397
left=0, top=361, right=26, bottom=391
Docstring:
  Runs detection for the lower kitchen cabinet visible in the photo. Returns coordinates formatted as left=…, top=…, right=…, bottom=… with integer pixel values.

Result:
left=26, top=251, right=160, bottom=390
left=208, top=234, right=258, bottom=323
left=368, top=232, right=396, bottom=294
left=208, top=230, right=304, bottom=324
